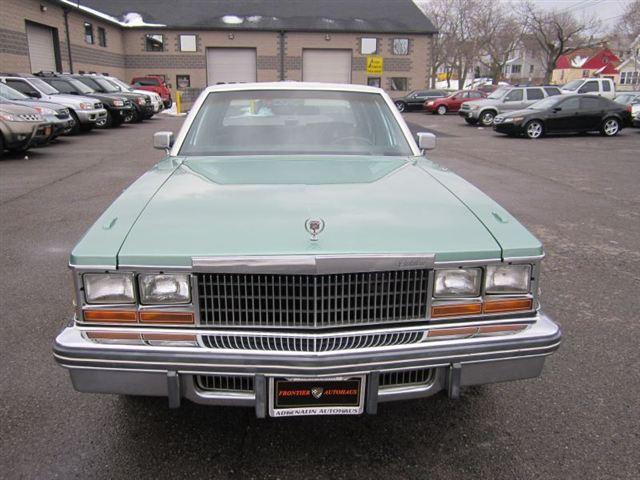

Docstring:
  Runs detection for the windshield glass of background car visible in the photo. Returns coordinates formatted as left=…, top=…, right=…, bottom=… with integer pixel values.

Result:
left=487, top=88, right=507, bottom=99
left=106, top=78, right=130, bottom=91
left=0, top=83, right=28, bottom=100
left=562, top=79, right=583, bottom=91
left=94, top=78, right=120, bottom=93
left=29, top=78, right=59, bottom=94
left=179, top=90, right=414, bottom=157
left=69, top=78, right=95, bottom=94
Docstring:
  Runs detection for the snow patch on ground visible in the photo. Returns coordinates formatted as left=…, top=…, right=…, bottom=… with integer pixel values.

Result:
left=160, top=104, right=187, bottom=117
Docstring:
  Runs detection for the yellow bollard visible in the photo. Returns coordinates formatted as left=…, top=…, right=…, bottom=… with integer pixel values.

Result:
left=175, top=90, right=182, bottom=115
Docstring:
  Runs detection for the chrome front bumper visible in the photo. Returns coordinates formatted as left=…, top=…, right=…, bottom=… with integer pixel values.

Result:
left=53, top=313, right=561, bottom=415
left=75, top=108, right=107, bottom=124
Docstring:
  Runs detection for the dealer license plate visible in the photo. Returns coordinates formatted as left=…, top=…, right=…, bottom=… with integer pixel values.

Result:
left=269, top=376, right=365, bottom=417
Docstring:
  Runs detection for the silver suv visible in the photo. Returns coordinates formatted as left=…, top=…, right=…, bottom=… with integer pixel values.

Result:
left=459, top=86, right=562, bottom=126
left=0, top=74, right=107, bottom=133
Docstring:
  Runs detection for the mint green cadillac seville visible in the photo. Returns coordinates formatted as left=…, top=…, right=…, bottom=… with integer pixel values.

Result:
left=54, top=83, right=561, bottom=417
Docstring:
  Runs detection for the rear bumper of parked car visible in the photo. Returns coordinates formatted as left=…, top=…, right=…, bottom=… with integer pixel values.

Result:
left=53, top=312, right=561, bottom=415
left=75, top=108, right=107, bottom=124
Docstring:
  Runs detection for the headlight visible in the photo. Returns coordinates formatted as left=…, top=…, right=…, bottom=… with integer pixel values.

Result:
left=79, top=102, right=93, bottom=110
left=427, top=101, right=434, bottom=106
left=139, top=274, right=191, bottom=304
left=485, top=265, right=531, bottom=294
left=136, top=97, right=146, bottom=105
left=113, top=100, right=125, bottom=107
left=34, top=107, right=56, bottom=116
left=84, top=273, right=135, bottom=304
left=434, top=269, right=482, bottom=298
left=0, top=113, right=18, bottom=121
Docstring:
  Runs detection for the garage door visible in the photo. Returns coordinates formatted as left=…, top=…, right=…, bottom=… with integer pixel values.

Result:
left=206, top=48, right=256, bottom=85
left=26, top=23, right=56, bottom=73
left=303, top=49, right=352, bottom=83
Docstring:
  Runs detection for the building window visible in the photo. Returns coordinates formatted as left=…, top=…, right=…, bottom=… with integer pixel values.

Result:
left=179, top=34, right=197, bottom=52
left=84, top=22, right=93, bottom=44
left=393, top=38, right=409, bottom=55
left=529, top=64, right=534, bottom=74
left=582, top=69, right=590, bottom=77
left=367, top=77, right=381, bottom=88
left=176, top=74, right=190, bottom=89
left=361, top=38, right=377, bottom=55
left=511, top=64, right=522, bottom=74
left=145, top=34, right=164, bottom=52
left=97, top=27, right=106, bottom=47
left=389, top=77, right=407, bottom=91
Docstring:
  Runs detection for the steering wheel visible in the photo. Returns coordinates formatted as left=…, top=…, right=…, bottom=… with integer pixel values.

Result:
left=332, top=135, right=374, bottom=146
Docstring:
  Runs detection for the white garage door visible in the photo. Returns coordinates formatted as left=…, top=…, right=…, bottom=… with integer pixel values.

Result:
left=26, top=23, right=56, bottom=73
left=206, top=48, right=256, bottom=85
left=303, top=49, right=352, bottom=84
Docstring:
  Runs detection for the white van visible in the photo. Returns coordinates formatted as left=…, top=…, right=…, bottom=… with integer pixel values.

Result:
left=560, top=78, right=616, bottom=99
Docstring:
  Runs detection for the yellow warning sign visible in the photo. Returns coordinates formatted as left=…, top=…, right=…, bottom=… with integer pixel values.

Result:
left=366, top=55, right=383, bottom=74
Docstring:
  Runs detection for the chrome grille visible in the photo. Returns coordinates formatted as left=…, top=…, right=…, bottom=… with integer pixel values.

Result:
left=197, top=270, right=429, bottom=328
left=195, top=375, right=254, bottom=393
left=379, top=368, right=434, bottom=388
left=202, top=331, right=424, bottom=352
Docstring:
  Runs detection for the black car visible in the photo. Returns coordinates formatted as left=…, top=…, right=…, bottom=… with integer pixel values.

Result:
left=394, top=89, right=447, bottom=112
left=72, top=75, right=154, bottom=122
left=35, top=73, right=133, bottom=128
left=492, top=94, right=631, bottom=139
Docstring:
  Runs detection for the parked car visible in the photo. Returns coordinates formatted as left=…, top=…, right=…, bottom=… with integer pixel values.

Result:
left=614, top=92, right=640, bottom=106
left=459, top=85, right=562, bottom=126
left=53, top=82, right=561, bottom=415
left=131, top=76, right=172, bottom=108
left=102, top=76, right=164, bottom=114
left=0, top=82, right=74, bottom=139
left=424, top=90, right=486, bottom=115
left=35, top=73, right=134, bottom=128
left=0, top=73, right=106, bottom=133
left=73, top=74, right=154, bottom=123
left=394, top=89, right=447, bottom=112
left=0, top=103, right=53, bottom=156
left=560, top=78, right=616, bottom=99
left=493, top=94, right=631, bottom=139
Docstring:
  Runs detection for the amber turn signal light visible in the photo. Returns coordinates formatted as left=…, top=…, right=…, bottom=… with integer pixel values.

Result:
left=431, top=303, right=482, bottom=318
left=83, top=310, right=138, bottom=323
left=139, top=311, right=194, bottom=325
left=483, top=298, right=533, bottom=314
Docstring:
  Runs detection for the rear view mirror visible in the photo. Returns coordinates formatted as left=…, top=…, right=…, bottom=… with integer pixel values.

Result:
left=153, top=131, right=174, bottom=151
left=417, top=132, right=436, bottom=151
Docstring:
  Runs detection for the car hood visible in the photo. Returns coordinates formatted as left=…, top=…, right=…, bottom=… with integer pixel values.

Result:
left=49, top=93, right=98, bottom=105
left=498, top=108, right=535, bottom=118
left=9, top=99, right=65, bottom=111
left=71, top=156, right=542, bottom=268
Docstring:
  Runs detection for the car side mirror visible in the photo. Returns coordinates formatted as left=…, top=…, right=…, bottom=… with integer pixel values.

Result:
left=26, top=91, right=41, bottom=98
left=153, top=131, right=174, bottom=151
left=417, top=132, right=436, bottom=151
left=553, top=107, right=562, bottom=112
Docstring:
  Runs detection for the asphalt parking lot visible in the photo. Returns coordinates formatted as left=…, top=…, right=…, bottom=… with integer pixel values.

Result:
left=1, top=113, right=639, bottom=480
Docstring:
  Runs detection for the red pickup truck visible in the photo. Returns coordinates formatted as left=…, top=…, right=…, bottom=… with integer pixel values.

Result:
left=130, top=76, right=172, bottom=108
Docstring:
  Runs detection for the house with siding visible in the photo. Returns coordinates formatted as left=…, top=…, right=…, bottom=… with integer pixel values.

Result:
left=551, top=46, right=621, bottom=85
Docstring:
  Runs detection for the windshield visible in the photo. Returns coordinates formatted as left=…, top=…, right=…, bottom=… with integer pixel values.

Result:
left=30, top=78, right=59, bottom=95
left=68, top=78, right=95, bottom=94
left=0, top=83, right=28, bottom=100
left=180, top=90, right=413, bottom=157
left=487, top=88, right=508, bottom=99
left=562, top=79, right=583, bottom=91
left=93, top=78, right=120, bottom=93
left=527, top=96, right=563, bottom=110
left=105, top=77, right=131, bottom=92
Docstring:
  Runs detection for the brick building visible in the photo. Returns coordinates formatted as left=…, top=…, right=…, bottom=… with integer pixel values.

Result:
left=0, top=0, right=436, bottom=98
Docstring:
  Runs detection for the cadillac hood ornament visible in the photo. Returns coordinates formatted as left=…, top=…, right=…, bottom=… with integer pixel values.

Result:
left=305, top=218, right=326, bottom=241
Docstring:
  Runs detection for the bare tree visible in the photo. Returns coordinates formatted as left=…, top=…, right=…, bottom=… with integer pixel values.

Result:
left=613, top=0, right=640, bottom=40
left=475, top=0, right=524, bottom=84
left=520, top=0, right=601, bottom=83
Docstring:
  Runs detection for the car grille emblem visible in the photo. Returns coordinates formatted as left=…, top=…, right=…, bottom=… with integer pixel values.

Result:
left=305, top=218, right=326, bottom=241
left=311, top=387, right=324, bottom=399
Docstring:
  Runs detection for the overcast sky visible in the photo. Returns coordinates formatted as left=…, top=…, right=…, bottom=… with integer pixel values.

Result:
left=513, top=0, right=628, bottom=27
